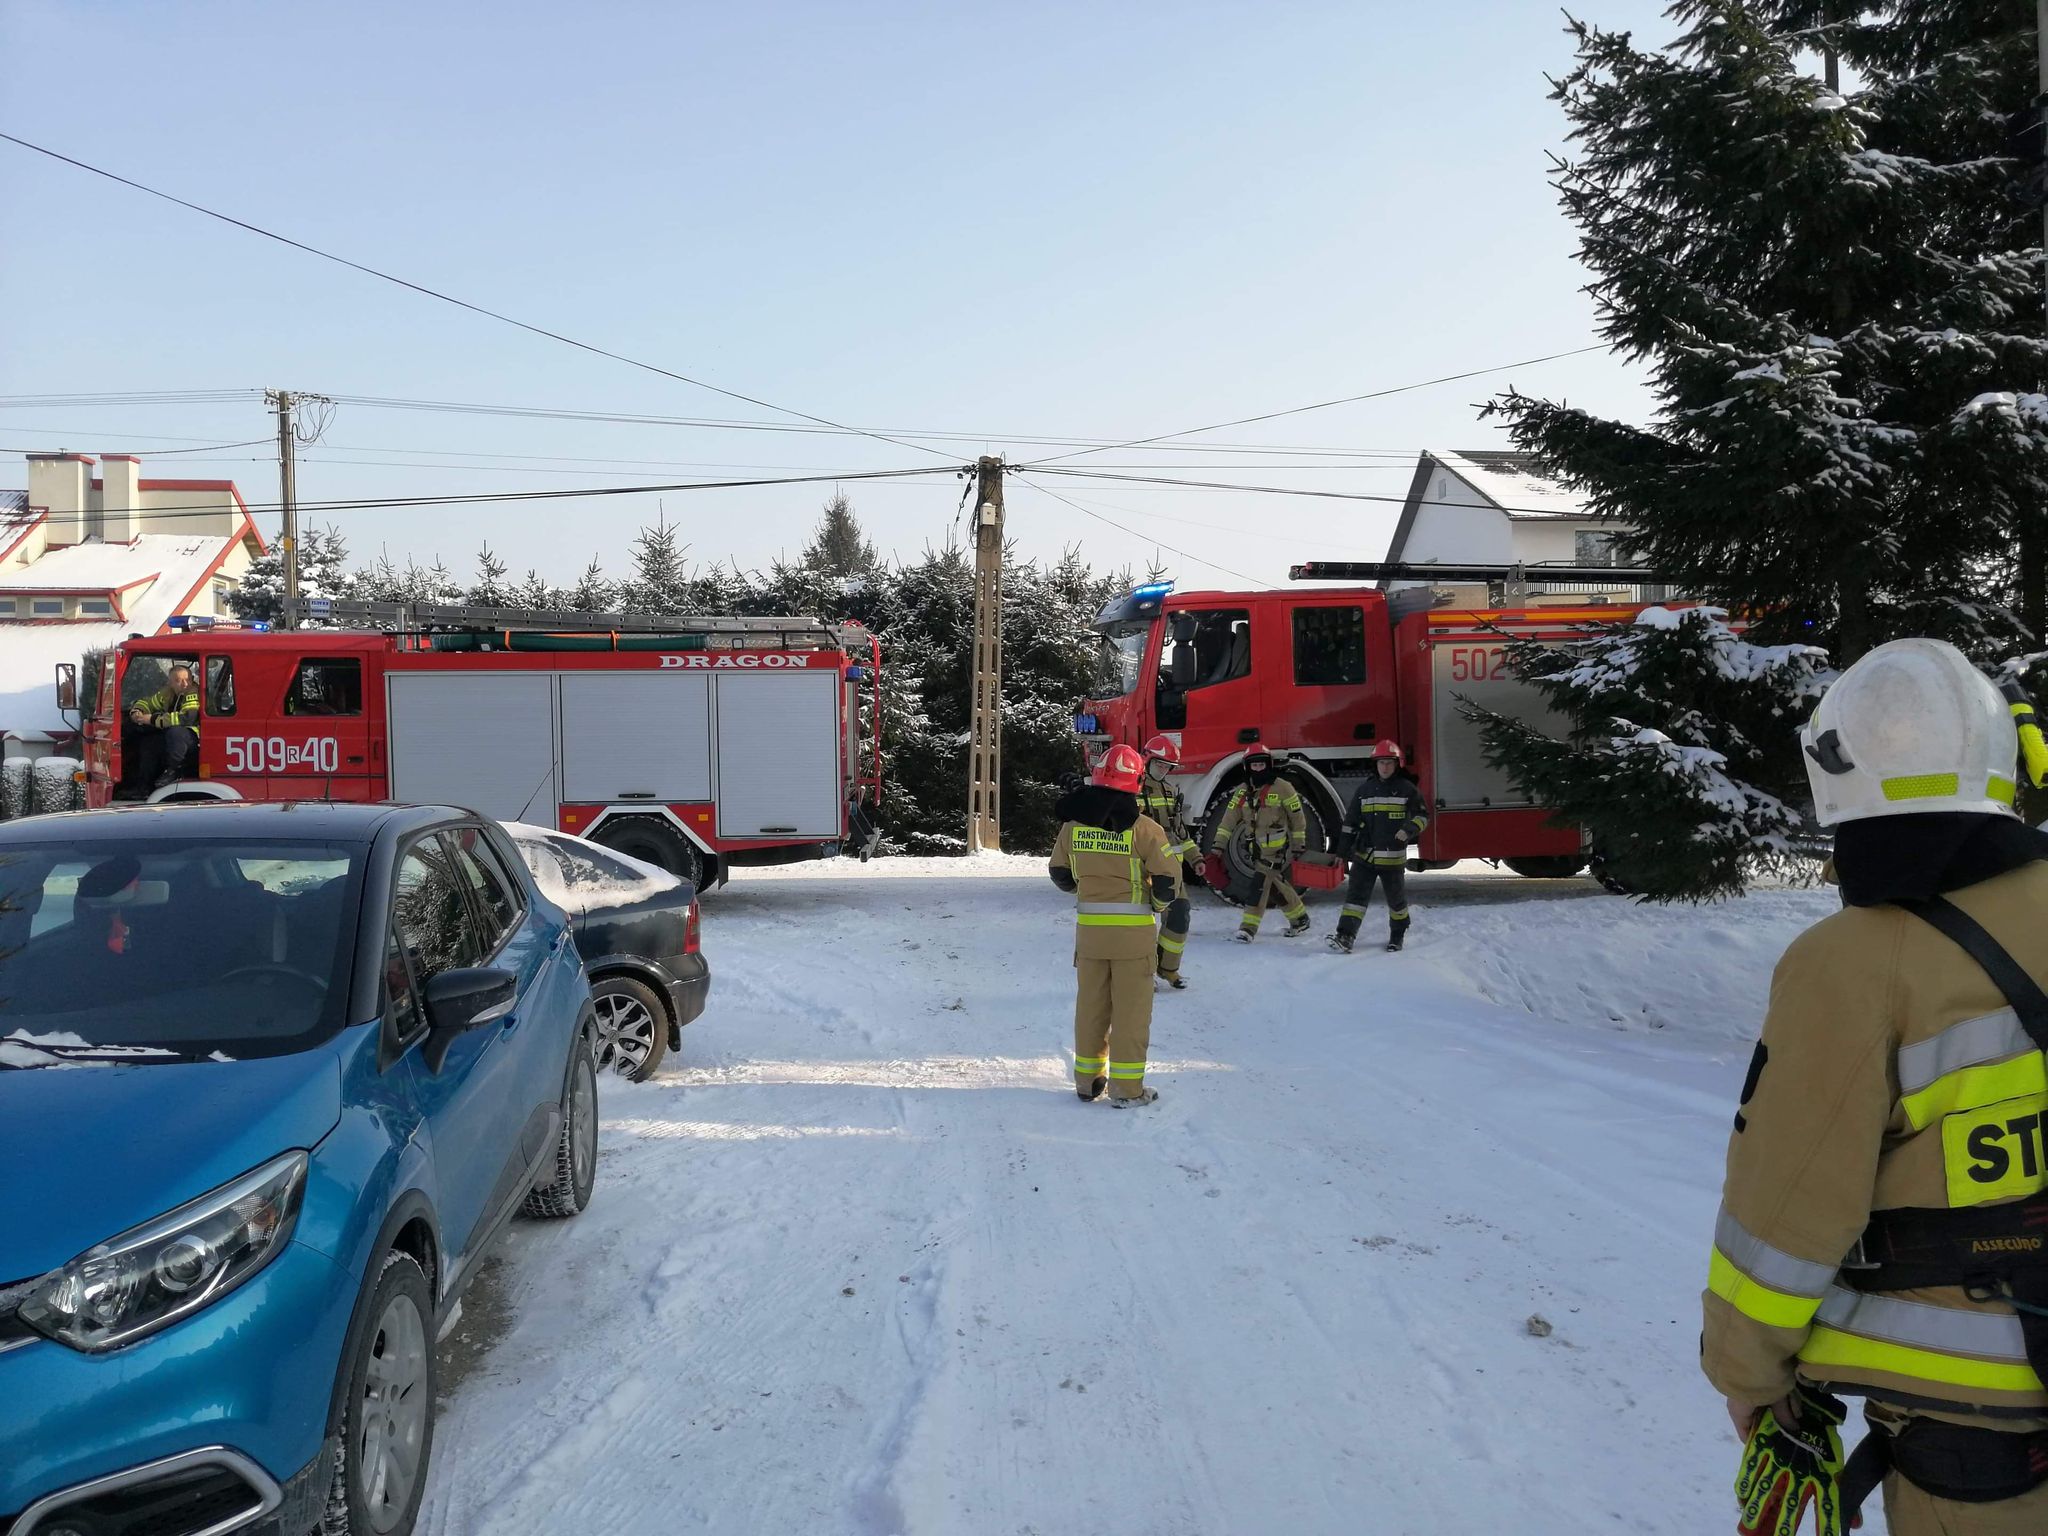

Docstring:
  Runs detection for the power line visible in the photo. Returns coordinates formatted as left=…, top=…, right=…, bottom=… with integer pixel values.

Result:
left=10, top=464, right=961, bottom=528
left=0, top=132, right=960, bottom=464
left=1037, top=464, right=1583, bottom=519
left=1017, top=344, right=1611, bottom=467
left=0, top=392, right=1531, bottom=463
left=0, top=437, right=270, bottom=457
left=1011, top=473, right=1264, bottom=587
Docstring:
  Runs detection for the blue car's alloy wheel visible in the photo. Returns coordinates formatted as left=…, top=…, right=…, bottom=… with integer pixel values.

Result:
left=328, top=1251, right=437, bottom=1536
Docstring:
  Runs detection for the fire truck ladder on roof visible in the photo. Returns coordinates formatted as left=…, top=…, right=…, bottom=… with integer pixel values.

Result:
left=1288, top=560, right=1680, bottom=608
left=292, top=596, right=865, bottom=652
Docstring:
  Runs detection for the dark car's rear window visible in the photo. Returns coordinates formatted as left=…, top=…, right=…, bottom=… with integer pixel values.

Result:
left=0, top=837, right=363, bottom=1066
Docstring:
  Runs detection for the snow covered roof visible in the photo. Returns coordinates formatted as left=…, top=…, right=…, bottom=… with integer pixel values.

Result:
left=1429, top=450, right=1587, bottom=520
left=0, top=535, right=238, bottom=742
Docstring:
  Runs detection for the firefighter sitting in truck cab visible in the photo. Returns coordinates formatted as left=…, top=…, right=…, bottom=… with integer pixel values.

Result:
left=1330, top=740, right=1427, bottom=954
left=116, top=664, right=201, bottom=799
left=1214, top=748, right=1311, bottom=942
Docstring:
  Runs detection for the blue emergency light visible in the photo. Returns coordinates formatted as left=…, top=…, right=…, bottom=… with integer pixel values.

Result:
left=1131, top=581, right=1174, bottom=601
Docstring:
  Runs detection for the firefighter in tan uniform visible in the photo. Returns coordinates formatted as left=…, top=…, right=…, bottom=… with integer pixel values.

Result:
left=1138, top=734, right=1196, bottom=989
left=1050, top=744, right=1182, bottom=1106
left=1703, top=640, right=2048, bottom=1535
left=1212, top=748, right=1310, bottom=941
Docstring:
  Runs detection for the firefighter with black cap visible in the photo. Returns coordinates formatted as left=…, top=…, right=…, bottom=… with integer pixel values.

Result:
left=1703, top=639, right=2048, bottom=1536
left=1049, top=744, right=1183, bottom=1106
left=1330, top=740, right=1426, bottom=953
left=1213, top=747, right=1310, bottom=941
left=1138, top=734, right=1196, bottom=989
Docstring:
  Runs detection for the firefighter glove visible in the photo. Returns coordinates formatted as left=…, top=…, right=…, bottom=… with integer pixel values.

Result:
left=1395, top=828, right=1411, bottom=844
left=1735, top=1387, right=1848, bottom=1536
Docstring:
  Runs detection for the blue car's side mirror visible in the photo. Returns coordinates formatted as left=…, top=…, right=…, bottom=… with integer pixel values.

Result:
left=418, top=968, right=516, bottom=1072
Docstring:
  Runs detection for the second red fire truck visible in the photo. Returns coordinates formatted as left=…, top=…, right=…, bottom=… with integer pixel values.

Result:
left=1077, top=563, right=1674, bottom=900
left=61, top=599, right=883, bottom=887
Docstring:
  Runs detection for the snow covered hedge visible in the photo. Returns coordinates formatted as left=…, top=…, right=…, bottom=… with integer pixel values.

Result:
left=1468, top=608, right=1830, bottom=901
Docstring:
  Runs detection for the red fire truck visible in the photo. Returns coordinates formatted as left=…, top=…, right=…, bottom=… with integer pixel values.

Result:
left=59, top=599, right=883, bottom=887
left=1076, top=564, right=1674, bottom=900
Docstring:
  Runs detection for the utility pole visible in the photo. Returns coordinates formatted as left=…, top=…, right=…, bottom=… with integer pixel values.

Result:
left=266, top=389, right=301, bottom=629
left=2028, top=0, right=2048, bottom=641
left=966, top=455, right=1005, bottom=852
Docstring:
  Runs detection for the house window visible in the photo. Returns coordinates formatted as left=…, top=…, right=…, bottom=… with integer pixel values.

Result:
left=0, top=598, right=16, bottom=617
left=1575, top=530, right=1620, bottom=567
left=1293, top=605, right=1368, bottom=687
left=213, top=580, right=233, bottom=607
left=285, top=656, right=363, bottom=716
left=31, top=598, right=64, bottom=617
left=79, top=598, right=113, bottom=617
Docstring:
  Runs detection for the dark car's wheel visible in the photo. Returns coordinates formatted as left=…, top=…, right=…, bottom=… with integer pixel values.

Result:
left=588, top=816, right=706, bottom=887
left=326, top=1251, right=436, bottom=1536
left=591, top=974, right=669, bottom=1081
left=524, top=1036, right=598, bottom=1219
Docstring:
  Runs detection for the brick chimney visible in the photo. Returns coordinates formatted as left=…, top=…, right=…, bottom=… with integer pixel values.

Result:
left=26, top=454, right=93, bottom=545
left=100, top=455, right=141, bottom=541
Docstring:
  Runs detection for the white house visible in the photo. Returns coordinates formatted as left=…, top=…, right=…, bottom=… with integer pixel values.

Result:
left=0, top=453, right=266, bottom=756
left=1379, top=450, right=1654, bottom=603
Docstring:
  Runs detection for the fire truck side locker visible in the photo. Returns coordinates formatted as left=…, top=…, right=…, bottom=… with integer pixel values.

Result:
left=385, top=671, right=561, bottom=822
left=558, top=674, right=713, bottom=802
left=713, top=671, right=843, bottom=840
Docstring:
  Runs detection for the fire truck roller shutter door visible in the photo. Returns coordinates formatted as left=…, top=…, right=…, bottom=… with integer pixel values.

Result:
left=714, top=671, right=842, bottom=839
left=387, top=671, right=560, bottom=821
left=1429, top=640, right=1573, bottom=811
left=559, top=673, right=713, bottom=803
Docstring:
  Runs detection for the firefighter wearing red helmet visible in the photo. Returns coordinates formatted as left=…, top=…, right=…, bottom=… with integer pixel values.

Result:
left=1138, top=734, right=1196, bottom=989
left=1214, top=748, right=1312, bottom=941
left=1048, top=743, right=1183, bottom=1105
left=1331, top=740, right=1427, bottom=954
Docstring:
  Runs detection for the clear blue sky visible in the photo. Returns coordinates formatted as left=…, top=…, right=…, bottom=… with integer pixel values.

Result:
left=0, top=0, right=1672, bottom=593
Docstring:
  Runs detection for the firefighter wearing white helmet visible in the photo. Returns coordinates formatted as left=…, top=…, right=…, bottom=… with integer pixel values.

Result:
left=1137, top=734, right=1196, bottom=989
left=1702, top=639, right=2048, bottom=1536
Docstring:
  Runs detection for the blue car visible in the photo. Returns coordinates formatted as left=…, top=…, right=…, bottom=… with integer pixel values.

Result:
left=0, top=801, right=599, bottom=1536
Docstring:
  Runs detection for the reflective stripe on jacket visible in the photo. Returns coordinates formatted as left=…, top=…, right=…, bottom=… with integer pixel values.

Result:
left=1701, top=860, right=2048, bottom=1426
left=135, top=686, right=201, bottom=733
left=1214, top=782, right=1306, bottom=864
left=1138, top=779, right=1196, bottom=861
left=1051, top=814, right=1181, bottom=961
left=1342, top=775, right=1426, bottom=865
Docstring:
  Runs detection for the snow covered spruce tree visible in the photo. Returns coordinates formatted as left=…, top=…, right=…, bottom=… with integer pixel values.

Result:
left=227, top=523, right=356, bottom=624
left=1468, top=0, right=2048, bottom=896
left=1476, top=607, right=1829, bottom=898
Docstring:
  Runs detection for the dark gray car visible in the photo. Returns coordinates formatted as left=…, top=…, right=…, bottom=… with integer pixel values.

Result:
left=504, top=825, right=709, bottom=1081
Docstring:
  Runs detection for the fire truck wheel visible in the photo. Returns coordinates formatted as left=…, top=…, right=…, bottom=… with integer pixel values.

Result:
left=1504, top=855, right=1588, bottom=880
left=1199, top=786, right=1333, bottom=907
left=590, top=816, right=707, bottom=888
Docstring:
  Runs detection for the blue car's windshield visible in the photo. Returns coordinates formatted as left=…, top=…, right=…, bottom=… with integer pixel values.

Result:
left=0, top=837, right=363, bottom=1065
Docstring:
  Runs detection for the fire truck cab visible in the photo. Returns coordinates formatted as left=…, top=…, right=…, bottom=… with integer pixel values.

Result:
left=70, top=604, right=883, bottom=889
left=1079, top=579, right=1655, bottom=900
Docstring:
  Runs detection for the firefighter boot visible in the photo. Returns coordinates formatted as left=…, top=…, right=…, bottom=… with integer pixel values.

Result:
left=1110, top=1087, right=1161, bottom=1107
left=1077, top=1076, right=1106, bottom=1102
left=1327, top=930, right=1353, bottom=954
left=1386, top=911, right=1410, bottom=952
left=1284, top=908, right=1312, bottom=938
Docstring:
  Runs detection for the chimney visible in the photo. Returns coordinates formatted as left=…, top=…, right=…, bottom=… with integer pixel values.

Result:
left=100, top=455, right=141, bottom=541
left=26, top=454, right=93, bottom=545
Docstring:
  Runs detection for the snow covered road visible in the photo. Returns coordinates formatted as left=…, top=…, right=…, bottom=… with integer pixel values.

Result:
left=419, top=857, right=1838, bottom=1535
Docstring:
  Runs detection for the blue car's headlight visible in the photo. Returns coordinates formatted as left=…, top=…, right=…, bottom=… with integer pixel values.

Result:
left=19, top=1151, right=307, bottom=1353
